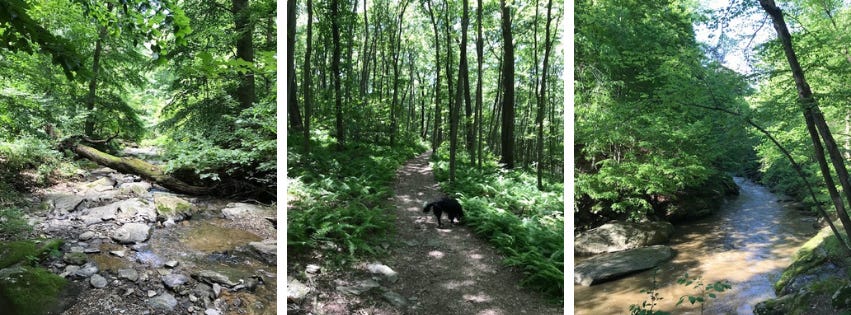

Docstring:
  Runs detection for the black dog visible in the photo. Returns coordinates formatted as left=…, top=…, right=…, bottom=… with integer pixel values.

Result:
left=423, top=198, right=463, bottom=227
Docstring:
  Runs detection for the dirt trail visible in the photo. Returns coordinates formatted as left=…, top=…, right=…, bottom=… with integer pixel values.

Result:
left=383, top=151, right=561, bottom=314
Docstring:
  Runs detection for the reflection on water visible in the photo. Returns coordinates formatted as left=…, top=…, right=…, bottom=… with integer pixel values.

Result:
left=574, top=177, right=818, bottom=314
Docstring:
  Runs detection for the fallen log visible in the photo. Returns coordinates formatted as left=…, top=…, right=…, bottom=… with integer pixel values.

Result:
left=65, top=142, right=216, bottom=195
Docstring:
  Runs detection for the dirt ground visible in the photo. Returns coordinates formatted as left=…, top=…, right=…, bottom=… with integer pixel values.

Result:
left=287, top=151, right=562, bottom=315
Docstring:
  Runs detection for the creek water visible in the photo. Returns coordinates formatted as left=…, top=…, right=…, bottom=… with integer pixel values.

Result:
left=574, top=177, right=819, bottom=314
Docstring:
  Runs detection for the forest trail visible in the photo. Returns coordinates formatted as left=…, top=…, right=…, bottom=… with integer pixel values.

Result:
left=383, top=151, right=561, bottom=314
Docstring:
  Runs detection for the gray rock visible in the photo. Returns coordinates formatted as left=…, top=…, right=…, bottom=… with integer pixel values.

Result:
left=574, top=245, right=674, bottom=286
left=69, top=246, right=85, bottom=253
left=192, top=283, right=214, bottom=300
left=147, top=290, right=157, bottom=297
left=110, top=250, right=126, bottom=257
left=80, top=177, right=116, bottom=192
left=114, top=198, right=156, bottom=221
left=118, top=268, right=139, bottom=282
left=287, top=277, right=311, bottom=301
left=74, top=263, right=99, bottom=278
left=205, top=309, right=221, bottom=315
left=111, top=223, right=151, bottom=244
left=78, top=231, right=96, bottom=241
left=248, top=239, right=276, bottom=264
left=212, top=283, right=222, bottom=297
left=154, top=195, right=194, bottom=222
left=118, top=181, right=152, bottom=197
left=48, top=193, right=85, bottom=213
left=575, top=221, right=674, bottom=255
left=147, top=292, right=178, bottom=311
left=61, top=265, right=80, bottom=278
left=221, top=202, right=272, bottom=220
left=63, top=252, right=88, bottom=265
left=165, top=260, right=179, bottom=268
left=366, top=263, right=398, bottom=283
left=192, top=270, right=237, bottom=287
left=306, top=264, right=321, bottom=274
left=163, top=273, right=191, bottom=290
left=90, top=274, right=108, bottom=288
left=382, top=290, right=408, bottom=308
left=79, top=204, right=118, bottom=225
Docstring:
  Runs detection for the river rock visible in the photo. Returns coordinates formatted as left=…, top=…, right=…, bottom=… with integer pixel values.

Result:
left=63, top=252, right=88, bottom=265
left=111, top=223, right=151, bottom=244
left=366, top=263, right=398, bottom=283
left=248, top=239, right=276, bottom=264
left=79, top=204, right=118, bottom=225
left=47, top=193, right=85, bottom=213
left=154, top=195, right=194, bottom=223
left=163, top=273, right=191, bottom=290
left=336, top=279, right=381, bottom=295
left=90, top=274, right=108, bottom=288
left=118, top=268, right=139, bottom=282
left=147, top=292, right=178, bottom=311
left=114, top=198, right=156, bottom=221
left=80, top=177, right=116, bottom=192
left=118, top=181, right=152, bottom=197
left=192, top=270, right=237, bottom=287
left=574, top=221, right=674, bottom=255
left=74, top=263, right=99, bottom=278
left=574, top=245, right=674, bottom=286
left=221, top=202, right=272, bottom=220
left=287, top=277, right=310, bottom=301
left=382, top=290, right=408, bottom=307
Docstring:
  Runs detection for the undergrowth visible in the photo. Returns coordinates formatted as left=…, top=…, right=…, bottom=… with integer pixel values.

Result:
left=287, top=131, right=426, bottom=262
left=431, top=146, right=564, bottom=301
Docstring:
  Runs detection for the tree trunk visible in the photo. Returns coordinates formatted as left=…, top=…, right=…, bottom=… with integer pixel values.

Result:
left=451, top=0, right=470, bottom=181
left=462, top=0, right=473, bottom=163
left=287, top=0, right=303, bottom=131
left=426, top=0, right=442, bottom=152
left=499, top=0, right=515, bottom=169
left=303, top=0, right=314, bottom=153
left=85, top=16, right=109, bottom=138
left=67, top=143, right=214, bottom=195
left=331, top=0, right=345, bottom=148
left=759, top=0, right=851, bottom=245
left=233, top=0, right=256, bottom=109
left=360, top=0, right=370, bottom=95
left=536, top=0, right=554, bottom=189
left=442, top=0, right=455, bottom=148
left=390, top=0, right=410, bottom=146
left=475, top=0, right=484, bottom=168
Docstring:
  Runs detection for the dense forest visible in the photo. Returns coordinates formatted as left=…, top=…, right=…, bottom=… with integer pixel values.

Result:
left=0, top=0, right=277, bottom=314
left=286, top=0, right=565, bottom=313
left=576, top=0, right=851, bottom=314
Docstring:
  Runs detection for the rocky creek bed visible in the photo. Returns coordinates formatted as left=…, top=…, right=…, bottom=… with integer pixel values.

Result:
left=0, top=166, right=277, bottom=315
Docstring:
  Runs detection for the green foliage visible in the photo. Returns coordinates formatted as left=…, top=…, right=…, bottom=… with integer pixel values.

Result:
left=675, top=273, right=731, bottom=314
left=287, top=133, right=425, bottom=261
left=0, top=266, right=68, bottom=315
left=629, top=269, right=671, bottom=315
left=0, top=137, right=64, bottom=186
left=431, top=147, right=563, bottom=300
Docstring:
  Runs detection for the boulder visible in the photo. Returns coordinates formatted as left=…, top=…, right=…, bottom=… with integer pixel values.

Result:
left=575, top=221, right=674, bottom=255
left=46, top=193, right=84, bottom=213
left=154, top=195, right=194, bottom=223
left=574, top=245, right=674, bottom=286
left=79, top=199, right=155, bottom=225
left=248, top=239, right=276, bottom=265
left=192, top=270, right=237, bottom=287
left=162, top=273, right=191, bottom=291
left=221, top=202, right=272, bottom=220
left=118, top=181, right=152, bottom=197
left=366, top=263, right=398, bottom=283
left=111, top=223, right=151, bottom=244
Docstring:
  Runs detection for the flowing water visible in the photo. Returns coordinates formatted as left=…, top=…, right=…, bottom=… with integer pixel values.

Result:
left=574, top=177, right=819, bottom=314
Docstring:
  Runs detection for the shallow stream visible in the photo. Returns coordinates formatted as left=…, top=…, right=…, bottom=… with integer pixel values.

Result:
left=574, top=177, right=818, bottom=314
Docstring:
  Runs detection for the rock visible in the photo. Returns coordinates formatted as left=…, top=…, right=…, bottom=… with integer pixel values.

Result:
left=61, top=265, right=80, bottom=277
left=79, top=203, right=118, bottom=225
left=336, top=279, right=381, bottom=295
left=192, top=283, right=214, bottom=300
left=83, top=247, right=100, bottom=254
left=78, top=231, right=96, bottom=241
left=147, top=292, right=178, bottom=311
left=148, top=290, right=157, bottom=297
left=212, top=283, right=222, bottom=297
left=135, top=250, right=164, bottom=267
left=114, top=198, right=156, bottom=221
left=366, top=263, right=398, bottom=283
left=110, top=250, right=126, bottom=257
left=154, top=195, right=194, bottom=223
left=192, top=270, right=237, bottom=287
left=248, top=239, right=276, bottom=264
left=74, top=263, right=99, bottom=278
left=574, top=245, right=674, bottom=286
left=221, top=202, right=272, bottom=220
left=163, top=273, right=191, bottom=290
left=123, top=288, right=135, bottom=296
left=165, top=260, right=179, bottom=268
left=47, top=193, right=85, bottom=213
left=205, top=309, right=221, bottom=315
left=69, top=246, right=85, bottom=253
left=90, top=274, right=108, bottom=288
left=574, top=221, right=674, bottom=255
left=382, top=290, right=408, bottom=307
left=118, top=268, right=139, bottom=282
left=111, top=223, right=151, bottom=244
left=63, top=252, right=88, bottom=265
left=306, top=264, right=321, bottom=274
left=118, top=181, right=152, bottom=196
left=287, top=277, right=310, bottom=301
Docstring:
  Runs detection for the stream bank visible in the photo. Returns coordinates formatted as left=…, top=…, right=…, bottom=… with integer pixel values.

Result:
left=0, top=158, right=277, bottom=314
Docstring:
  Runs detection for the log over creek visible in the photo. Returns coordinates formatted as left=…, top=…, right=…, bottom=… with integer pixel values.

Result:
left=574, top=177, right=819, bottom=314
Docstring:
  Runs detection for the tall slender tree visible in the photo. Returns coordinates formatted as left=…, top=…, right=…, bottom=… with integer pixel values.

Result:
left=232, top=0, right=255, bottom=109
left=287, top=0, right=303, bottom=131
left=303, top=0, right=314, bottom=153
left=499, top=0, right=515, bottom=169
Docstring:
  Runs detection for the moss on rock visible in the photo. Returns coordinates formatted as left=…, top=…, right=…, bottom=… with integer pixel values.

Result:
left=775, top=224, right=847, bottom=294
left=0, top=266, right=67, bottom=315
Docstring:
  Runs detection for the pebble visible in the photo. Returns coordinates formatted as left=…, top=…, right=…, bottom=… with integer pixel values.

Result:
left=205, top=309, right=221, bottom=315
left=79, top=231, right=96, bottom=241
left=306, top=264, right=321, bottom=274
left=110, top=250, right=126, bottom=257
left=84, top=248, right=101, bottom=253
left=90, top=274, right=108, bottom=288
left=148, top=290, right=157, bottom=297
left=123, top=288, right=135, bottom=296
left=165, top=260, right=179, bottom=268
